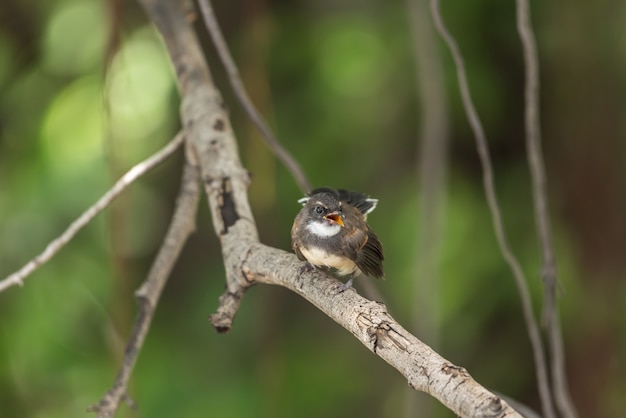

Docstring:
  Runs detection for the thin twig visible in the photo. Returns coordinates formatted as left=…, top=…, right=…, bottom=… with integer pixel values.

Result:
left=429, top=2, right=556, bottom=417
left=88, top=159, right=201, bottom=418
left=516, top=0, right=578, bottom=416
left=0, top=132, right=186, bottom=293
left=196, top=0, right=312, bottom=194
left=515, top=0, right=557, bottom=321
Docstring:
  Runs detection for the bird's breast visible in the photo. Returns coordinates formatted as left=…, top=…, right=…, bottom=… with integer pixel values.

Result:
left=298, top=245, right=358, bottom=276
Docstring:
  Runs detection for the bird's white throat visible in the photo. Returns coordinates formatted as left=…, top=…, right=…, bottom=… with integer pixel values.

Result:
left=306, top=220, right=341, bottom=237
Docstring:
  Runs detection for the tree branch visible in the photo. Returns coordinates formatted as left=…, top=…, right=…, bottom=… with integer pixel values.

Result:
left=515, top=0, right=578, bottom=416
left=197, top=0, right=311, bottom=194
left=0, top=132, right=185, bottom=293
left=429, top=1, right=556, bottom=417
left=137, top=0, right=259, bottom=333
left=88, top=158, right=202, bottom=418
left=243, top=244, right=523, bottom=418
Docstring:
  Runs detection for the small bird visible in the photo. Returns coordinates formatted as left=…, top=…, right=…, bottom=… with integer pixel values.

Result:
left=291, top=187, right=384, bottom=291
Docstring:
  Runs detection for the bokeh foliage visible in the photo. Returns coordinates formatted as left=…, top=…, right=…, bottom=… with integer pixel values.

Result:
left=1, top=0, right=625, bottom=417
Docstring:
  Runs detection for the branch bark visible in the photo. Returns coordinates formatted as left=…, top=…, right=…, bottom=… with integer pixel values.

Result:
left=244, top=244, right=522, bottom=418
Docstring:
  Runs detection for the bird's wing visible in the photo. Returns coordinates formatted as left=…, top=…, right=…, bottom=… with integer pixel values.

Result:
left=341, top=223, right=384, bottom=278
left=356, top=229, right=385, bottom=278
left=354, top=229, right=384, bottom=278
left=291, top=211, right=307, bottom=261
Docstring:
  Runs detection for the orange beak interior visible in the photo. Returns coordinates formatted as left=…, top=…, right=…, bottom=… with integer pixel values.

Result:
left=324, top=213, right=344, bottom=227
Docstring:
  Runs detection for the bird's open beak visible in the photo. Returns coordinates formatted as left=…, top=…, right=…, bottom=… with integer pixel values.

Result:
left=324, top=212, right=344, bottom=227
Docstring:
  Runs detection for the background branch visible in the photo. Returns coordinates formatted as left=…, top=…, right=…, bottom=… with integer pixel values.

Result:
left=429, top=1, right=556, bottom=417
left=515, top=1, right=578, bottom=416
left=0, top=132, right=185, bottom=293
left=197, top=0, right=311, bottom=194
left=89, top=158, right=201, bottom=418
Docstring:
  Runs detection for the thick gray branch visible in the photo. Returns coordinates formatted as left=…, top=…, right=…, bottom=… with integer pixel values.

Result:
left=242, top=244, right=522, bottom=418
left=138, top=0, right=259, bottom=331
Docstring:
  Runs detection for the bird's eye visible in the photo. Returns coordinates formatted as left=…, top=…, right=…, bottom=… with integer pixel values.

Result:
left=314, top=206, right=324, bottom=215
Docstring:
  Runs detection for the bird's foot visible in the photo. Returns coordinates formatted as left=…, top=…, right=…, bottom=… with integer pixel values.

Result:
left=336, top=277, right=354, bottom=293
left=298, top=262, right=315, bottom=275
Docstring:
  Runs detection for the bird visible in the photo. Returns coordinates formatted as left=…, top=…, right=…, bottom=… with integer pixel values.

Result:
left=291, top=187, right=384, bottom=291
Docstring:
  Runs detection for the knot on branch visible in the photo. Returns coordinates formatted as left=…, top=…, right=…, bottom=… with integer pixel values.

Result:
left=217, top=178, right=238, bottom=234
left=482, top=396, right=507, bottom=417
left=441, top=363, right=469, bottom=379
left=354, top=301, right=411, bottom=353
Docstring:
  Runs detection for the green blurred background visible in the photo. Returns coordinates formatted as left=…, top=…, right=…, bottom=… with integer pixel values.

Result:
left=1, top=0, right=625, bottom=417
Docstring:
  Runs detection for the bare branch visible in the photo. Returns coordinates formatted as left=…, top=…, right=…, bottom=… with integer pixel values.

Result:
left=242, top=244, right=523, bottom=418
left=197, top=0, right=312, bottom=194
left=429, top=1, right=556, bottom=417
left=515, top=1, right=556, bottom=300
left=516, top=1, right=578, bottom=416
left=0, top=132, right=185, bottom=293
left=137, top=0, right=259, bottom=335
left=88, top=158, right=202, bottom=418
left=127, top=0, right=529, bottom=415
